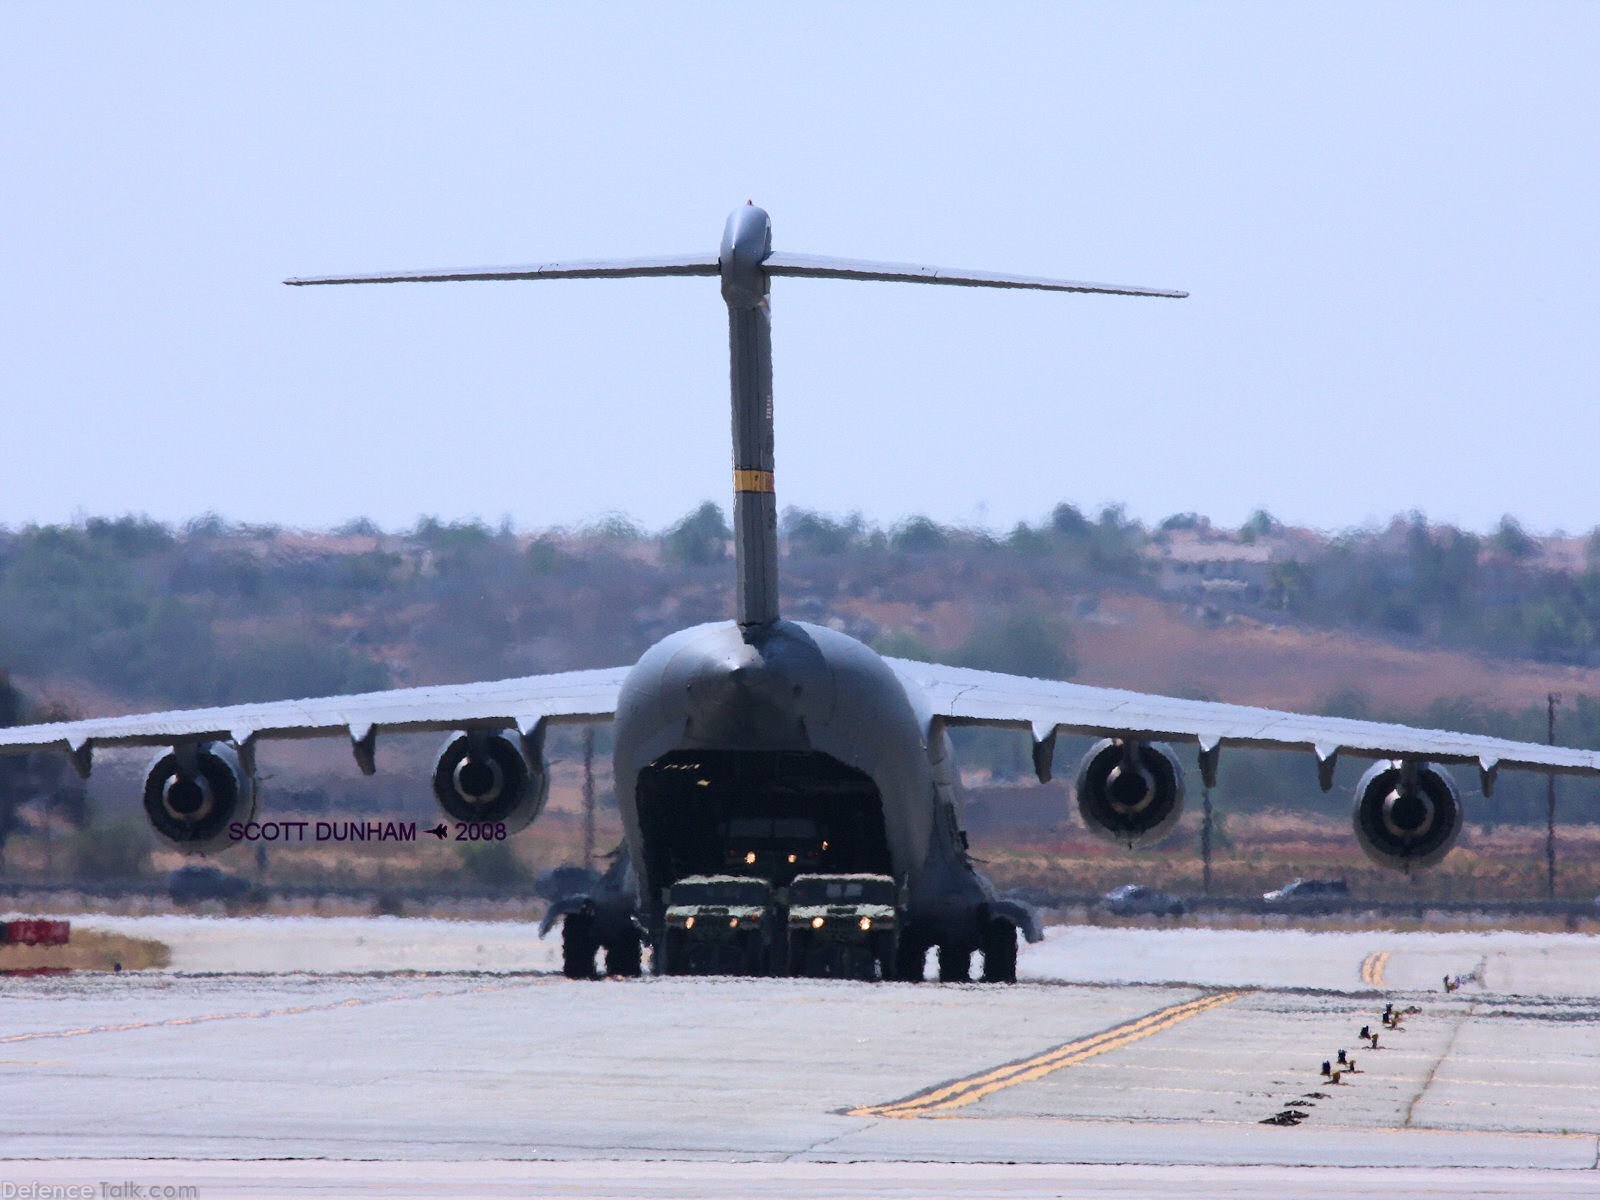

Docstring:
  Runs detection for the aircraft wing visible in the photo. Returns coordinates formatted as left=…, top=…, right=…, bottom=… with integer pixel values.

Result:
left=285, top=255, right=720, bottom=286
left=762, top=252, right=1188, bottom=298
left=887, top=658, right=1600, bottom=788
left=0, top=667, right=629, bottom=773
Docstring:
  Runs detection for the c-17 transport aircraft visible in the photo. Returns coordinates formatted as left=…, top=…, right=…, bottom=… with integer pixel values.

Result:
left=4, top=205, right=1598, bottom=983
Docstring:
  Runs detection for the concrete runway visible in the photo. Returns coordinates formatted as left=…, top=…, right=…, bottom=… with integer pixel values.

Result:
left=2, top=917, right=1597, bottom=1197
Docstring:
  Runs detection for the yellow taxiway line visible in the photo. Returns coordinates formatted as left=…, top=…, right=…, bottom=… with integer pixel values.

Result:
left=851, top=989, right=1248, bottom=1119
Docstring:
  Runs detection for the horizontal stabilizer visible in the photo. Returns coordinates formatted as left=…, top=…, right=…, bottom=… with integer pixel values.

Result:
left=285, top=254, right=720, bottom=287
left=763, top=252, right=1186, bottom=298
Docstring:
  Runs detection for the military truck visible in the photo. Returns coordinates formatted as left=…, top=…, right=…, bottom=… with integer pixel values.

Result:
left=785, top=873, right=900, bottom=981
left=659, top=874, right=782, bottom=976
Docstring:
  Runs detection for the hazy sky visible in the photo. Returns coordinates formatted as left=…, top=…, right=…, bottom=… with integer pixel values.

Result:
left=4, top=2, right=1596, bottom=538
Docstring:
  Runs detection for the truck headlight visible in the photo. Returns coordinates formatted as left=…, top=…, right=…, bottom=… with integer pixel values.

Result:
left=859, top=917, right=872, bottom=931
left=811, top=916, right=825, bottom=929
left=684, top=916, right=695, bottom=930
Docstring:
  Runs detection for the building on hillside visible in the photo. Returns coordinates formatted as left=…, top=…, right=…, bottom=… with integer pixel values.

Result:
left=1147, top=528, right=1324, bottom=609
left=1149, top=532, right=1272, bottom=603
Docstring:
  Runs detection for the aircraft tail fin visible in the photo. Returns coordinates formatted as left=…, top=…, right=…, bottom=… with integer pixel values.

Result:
left=285, top=254, right=720, bottom=287
left=285, top=209, right=1185, bottom=634
left=762, top=252, right=1186, bottom=299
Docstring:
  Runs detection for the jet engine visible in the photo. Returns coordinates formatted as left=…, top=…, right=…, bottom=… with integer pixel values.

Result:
left=1074, top=739, right=1185, bottom=848
left=1351, top=760, right=1462, bottom=870
left=431, top=730, right=547, bottom=832
left=143, top=741, right=256, bottom=854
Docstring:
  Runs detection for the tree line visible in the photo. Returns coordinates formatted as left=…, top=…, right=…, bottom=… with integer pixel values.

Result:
left=0, top=506, right=1596, bottom=825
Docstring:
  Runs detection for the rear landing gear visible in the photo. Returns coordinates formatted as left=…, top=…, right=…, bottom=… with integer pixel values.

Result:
left=980, top=918, right=1017, bottom=984
left=937, top=944, right=972, bottom=983
left=561, top=911, right=598, bottom=979
left=894, top=934, right=930, bottom=982
left=604, top=929, right=643, bottom=977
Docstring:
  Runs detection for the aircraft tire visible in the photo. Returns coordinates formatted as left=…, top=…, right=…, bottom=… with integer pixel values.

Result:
left=980, top=918, right=1017, bottom=984
left=605, top=932, right=642, bottom=978
left=894, top=934, right=929, bottom=982
left=561, top=912, right=598, bottom=980
left=873, top=932, right=898, bottom=982
left=660, top=928, right=687, bottom=976
left=937, top=943, right=972, bottom=983
left=850, top=943, right=876, bottom=982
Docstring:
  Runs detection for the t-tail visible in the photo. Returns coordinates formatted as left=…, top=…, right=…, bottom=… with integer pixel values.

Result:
left=287, top=205, right=1186, bottom=630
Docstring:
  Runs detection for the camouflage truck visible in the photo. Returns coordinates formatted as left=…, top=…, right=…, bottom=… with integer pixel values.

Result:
left=658, top=874, right=782, bottom=976
left=785, top=873, right=900, bottom=981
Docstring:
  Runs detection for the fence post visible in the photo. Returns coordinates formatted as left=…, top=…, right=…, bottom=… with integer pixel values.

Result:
left=1546, top=693, right=1559, bottom=901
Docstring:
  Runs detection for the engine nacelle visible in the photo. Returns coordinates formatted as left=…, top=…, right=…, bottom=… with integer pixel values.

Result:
left=1075, top=739, right=1186, bottom=848
left=431, top=730, right=547, bottom=832
left=1352, top=760, right=1462, bottom=870
left=143, top=741, right=256, bottom=854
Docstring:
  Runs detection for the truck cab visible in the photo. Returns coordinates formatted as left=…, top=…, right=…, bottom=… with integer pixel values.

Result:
left=785, top=872, right=900, bottom=981
left=659, top=874, right=782, bottom=976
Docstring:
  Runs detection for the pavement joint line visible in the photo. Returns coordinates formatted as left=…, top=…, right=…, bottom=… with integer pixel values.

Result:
left=1402, top=1000, right=1474, bottom=1129
left=0, top=978, right=550, bottom=1045
left=848, top=989, right=1249, bottom=1119
left=1360, top=950, right=1391, bottom=987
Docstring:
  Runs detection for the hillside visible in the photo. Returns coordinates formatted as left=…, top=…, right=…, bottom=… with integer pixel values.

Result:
left=2, top=504, right=1599, bottom=900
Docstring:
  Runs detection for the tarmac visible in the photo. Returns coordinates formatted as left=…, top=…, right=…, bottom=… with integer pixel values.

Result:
left=2, top=916, right=1596, bottom=1197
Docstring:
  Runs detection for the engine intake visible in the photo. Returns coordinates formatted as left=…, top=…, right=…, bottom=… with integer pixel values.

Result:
left=1075, top=739, right=1185, bottom=848
left=431, top=730, right=547, bottom=831
left=1352, top=760, right=1462, bottom=870
left=143, top=741, right=255, bottom=854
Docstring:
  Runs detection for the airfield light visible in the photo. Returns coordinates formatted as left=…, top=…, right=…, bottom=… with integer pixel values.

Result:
left=859, top=917, right=872, bottom=931
left=811, top=916, right=825, bottom=929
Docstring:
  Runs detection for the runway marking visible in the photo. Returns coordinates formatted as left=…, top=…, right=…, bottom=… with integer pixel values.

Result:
left=0, top=978, right=547, bottom=1046
left=850, top=990, right=1248, bottom=1119
left=1361, top=951, right=1391, bottom=987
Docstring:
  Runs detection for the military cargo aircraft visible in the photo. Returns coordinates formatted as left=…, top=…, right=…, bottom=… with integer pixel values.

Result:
left=4, top=205, right=1597, bottom=982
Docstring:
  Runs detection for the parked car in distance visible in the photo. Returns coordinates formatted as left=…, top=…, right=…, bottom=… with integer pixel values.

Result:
left=1102, top=884, right=1185, bottom=917
left=1262, top=878, right=1350, bottom=910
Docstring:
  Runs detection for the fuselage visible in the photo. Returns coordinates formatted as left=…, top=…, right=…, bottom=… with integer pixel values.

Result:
left=611, top=620, right=991, bottom=947
left=265, top=201, right=1183, bottom=978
